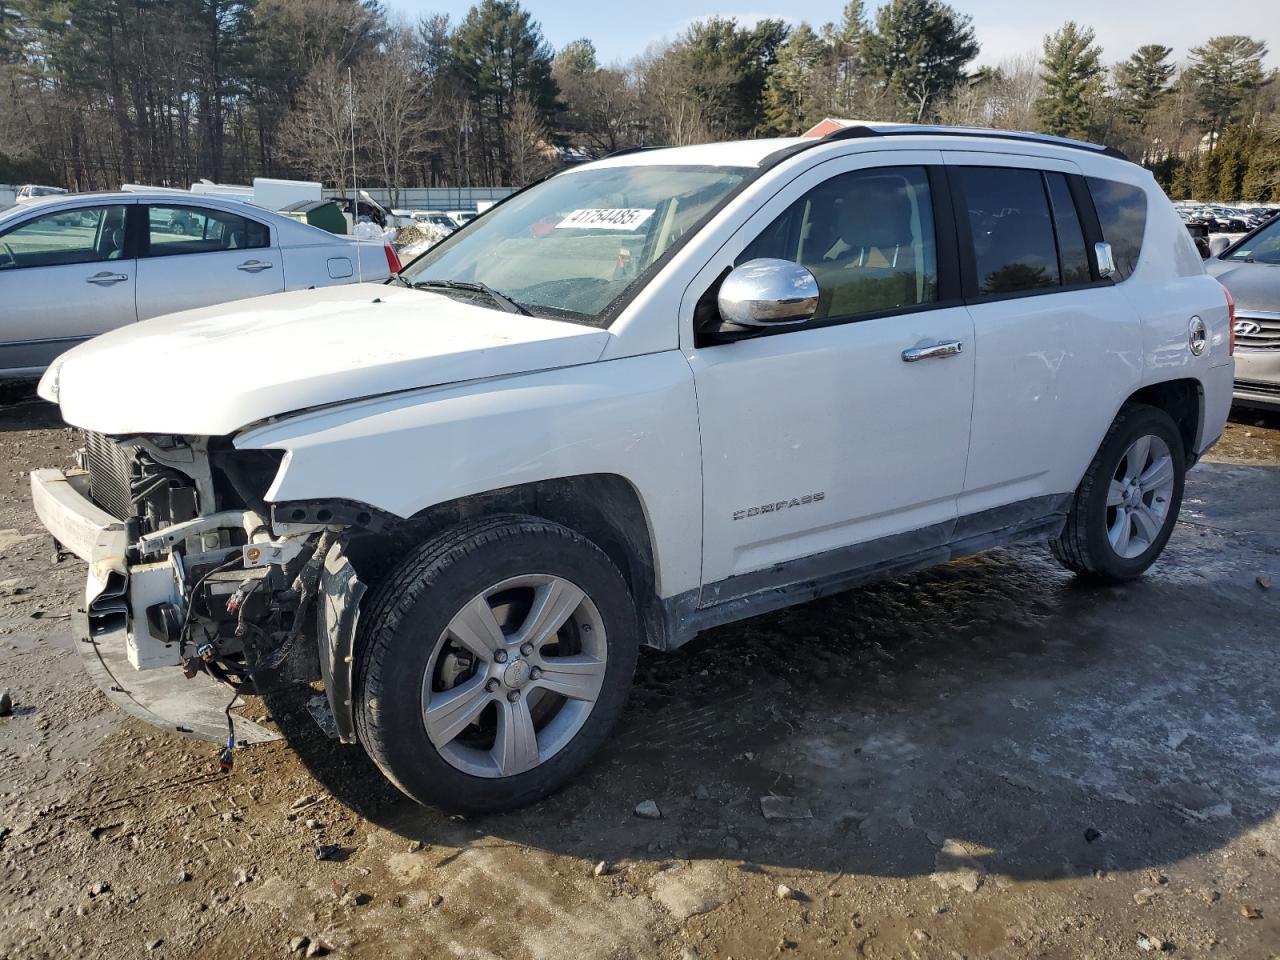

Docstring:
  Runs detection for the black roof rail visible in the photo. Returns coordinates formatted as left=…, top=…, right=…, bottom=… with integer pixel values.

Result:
left=603, top=145, right=671, bottom=159
left=819, top=123, right=1130, bottom=162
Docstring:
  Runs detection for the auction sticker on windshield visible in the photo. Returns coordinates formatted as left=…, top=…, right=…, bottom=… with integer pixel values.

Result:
left=556, top=208, right=656, bottom=230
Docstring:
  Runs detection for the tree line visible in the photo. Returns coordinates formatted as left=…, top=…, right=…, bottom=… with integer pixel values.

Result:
left=0, top=0, right=1276, bottom=201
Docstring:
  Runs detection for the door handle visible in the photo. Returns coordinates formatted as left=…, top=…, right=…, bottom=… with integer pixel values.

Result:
left=86, top=271, right=129, bottom=285
left=236, top=260, right=273, bottom=273
left=902, top=340, right=964, bottom=362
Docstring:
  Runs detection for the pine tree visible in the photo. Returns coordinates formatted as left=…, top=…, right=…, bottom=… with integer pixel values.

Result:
left=1193, top=147, right=1221, bottom=200
left=762, top=23, right=826, bottom=134
left=1035, top=22, right=1103, bottom=139
left=450, top=0, right=558, bottom=184
left=556, top=38, right=597, bottom=78
left=678, top=17, right=789, bottom=137
left=1114, top=44, right=1174, bottom=125
left=1186, top=35, right=1267, bottom=143
left=861, top=0, right=979, bottom=122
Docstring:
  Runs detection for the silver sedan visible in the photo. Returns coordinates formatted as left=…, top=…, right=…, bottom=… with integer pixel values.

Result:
left=0, top=191, right=394, bottom=379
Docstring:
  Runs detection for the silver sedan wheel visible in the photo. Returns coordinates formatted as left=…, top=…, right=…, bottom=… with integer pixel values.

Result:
left=420, top=574, right=607, bottom=779
left=1106, top=434, right=1176, bottom=559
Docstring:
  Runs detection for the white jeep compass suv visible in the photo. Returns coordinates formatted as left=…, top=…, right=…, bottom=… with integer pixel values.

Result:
left=31, top=124, right=1235, bottom=813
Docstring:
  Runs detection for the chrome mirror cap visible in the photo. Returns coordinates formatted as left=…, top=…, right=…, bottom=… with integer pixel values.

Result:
left=717, top=258, right=820, bottom=328
left=1094, top=241, right=1117, bottom=279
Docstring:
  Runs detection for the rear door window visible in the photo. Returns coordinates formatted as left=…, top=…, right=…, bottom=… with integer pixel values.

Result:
left=1087, top=178, right=1147, bottom=281
left=954, top=167, right=1060, bottom=295
left=738, top=165, right=939, bottom=321
left=145, top=205, right=269, bottom=257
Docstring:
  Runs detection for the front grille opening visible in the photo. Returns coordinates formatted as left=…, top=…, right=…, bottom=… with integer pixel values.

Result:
left=1235, top=316, right=1280, bottom=350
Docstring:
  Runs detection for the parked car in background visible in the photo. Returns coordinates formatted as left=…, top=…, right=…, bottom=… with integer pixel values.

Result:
left=1205, top=214, right=1280, bottom=410
left=15, top=184, right=68, bottom=204
left=0, top=191, right=397, bottom=379
left=410, top=211, right=459, bottom=233
left=30, top=125, right=1232, bottom=813
left=446, top=209, right=478, bottom=227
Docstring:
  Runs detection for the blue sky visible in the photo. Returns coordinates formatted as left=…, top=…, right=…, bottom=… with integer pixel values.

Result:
left=384, top=0, right=1278, bottom=68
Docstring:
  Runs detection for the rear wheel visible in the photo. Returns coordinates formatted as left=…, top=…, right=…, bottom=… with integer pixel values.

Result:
left=354, top=515, right=638, bottom=814
left=1050, top=404, right=1186, bottom=582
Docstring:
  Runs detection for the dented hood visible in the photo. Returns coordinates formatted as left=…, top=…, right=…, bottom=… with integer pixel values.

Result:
left=42, top=283, right=609, bottom=436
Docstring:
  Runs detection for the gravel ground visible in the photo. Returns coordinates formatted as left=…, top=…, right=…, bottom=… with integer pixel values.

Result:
left=1, top=391, right=1278, bottom=960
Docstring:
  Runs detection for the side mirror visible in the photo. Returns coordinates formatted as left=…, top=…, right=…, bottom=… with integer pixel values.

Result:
left=1094, top=241, right=1117, bottom=279
left=1208, top=236, right=1232, bottom=258
left=717, top=258, right=820, bottom=328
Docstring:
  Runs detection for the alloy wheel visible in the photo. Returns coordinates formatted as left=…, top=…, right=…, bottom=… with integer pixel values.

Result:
left=419, top=574, right=607, bottom=778
left=1105, top=434, right=1176, bottom=559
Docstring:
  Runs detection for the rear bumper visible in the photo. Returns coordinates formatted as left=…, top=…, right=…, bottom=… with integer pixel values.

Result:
left=1234, top=380, right=1280, bottom=410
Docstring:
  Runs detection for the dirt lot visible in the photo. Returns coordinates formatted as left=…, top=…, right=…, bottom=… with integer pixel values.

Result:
left=1, top=393, right=1278, bottom=960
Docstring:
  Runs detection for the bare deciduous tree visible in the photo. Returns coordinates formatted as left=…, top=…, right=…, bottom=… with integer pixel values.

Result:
left=360, top=28, right=432, bottom=206
left=504, top=91, right=554, bottom=185
left=278, top=57, right=355, bottom=195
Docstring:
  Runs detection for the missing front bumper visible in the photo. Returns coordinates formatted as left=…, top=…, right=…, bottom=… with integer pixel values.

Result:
left=75, top=610, right=279, bottom=745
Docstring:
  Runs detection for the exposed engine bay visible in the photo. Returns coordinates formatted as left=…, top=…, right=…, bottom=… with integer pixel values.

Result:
left=77, top=431, right=335, bottom=708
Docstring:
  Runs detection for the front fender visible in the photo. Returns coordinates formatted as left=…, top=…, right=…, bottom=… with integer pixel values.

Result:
left=234, top=352, right=703, bottom=599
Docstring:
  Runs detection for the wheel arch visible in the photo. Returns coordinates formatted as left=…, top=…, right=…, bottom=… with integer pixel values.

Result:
left=330, top=473, right=671, bottom=650
left=1124, top=377, right=1204, bottom=463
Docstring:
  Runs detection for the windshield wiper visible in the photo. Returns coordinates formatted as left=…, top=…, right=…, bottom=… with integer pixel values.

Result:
left=412, top=279, right=530, bottom=315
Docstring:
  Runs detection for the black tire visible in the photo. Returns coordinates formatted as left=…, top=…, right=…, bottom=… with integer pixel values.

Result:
left=1050, top=403, right=1186, bottom=582
left=354, top=514, right=638, bottom=814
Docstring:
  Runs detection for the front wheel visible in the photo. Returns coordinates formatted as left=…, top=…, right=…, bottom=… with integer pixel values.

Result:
left=1050, top=404, right=1186, bottom=582
left=354, top=515, right=638, bottom=814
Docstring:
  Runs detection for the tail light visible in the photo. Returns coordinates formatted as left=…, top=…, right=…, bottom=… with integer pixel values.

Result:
left=383, top=243, right=402, bottom=275
left=1224, top=284, right=1235, bottom=355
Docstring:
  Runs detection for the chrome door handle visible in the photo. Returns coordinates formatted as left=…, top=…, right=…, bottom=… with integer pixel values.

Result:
left=86, top=271, right=129, bottom=285
left=902, top=340, right=963, bottom=362
left=236, top=260, right=273, bottom=273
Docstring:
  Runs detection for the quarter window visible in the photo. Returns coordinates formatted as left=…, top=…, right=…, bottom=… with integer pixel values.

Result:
left=739, top=166, right=938, bottom=321
left=1087, top=177, right=1147, bottom=281
left=146, top=205, right=269, bottom=257
left=955, top=167, right=1060, bottom=295
left=0, top=205, right=129, bottom=269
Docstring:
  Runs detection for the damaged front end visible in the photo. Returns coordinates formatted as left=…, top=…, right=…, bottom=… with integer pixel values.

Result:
left=30, top=431, right=367, bottom=747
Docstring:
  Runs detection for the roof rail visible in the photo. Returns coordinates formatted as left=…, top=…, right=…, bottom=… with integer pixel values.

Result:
left=603, top=145, right=670, bottom=159
left=821, top=123, right=1129, bottom=162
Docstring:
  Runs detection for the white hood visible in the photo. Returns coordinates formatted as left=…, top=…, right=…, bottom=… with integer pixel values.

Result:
left=42, top=284, right=609, bottom=436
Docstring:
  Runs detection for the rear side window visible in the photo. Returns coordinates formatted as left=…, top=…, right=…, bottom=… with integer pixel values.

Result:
left=1087, top=178, right=1147, bottom=281
left=738, top=165, right=939, bottom=321
left=954, top=167, right=1060, bottom=295
left=145, top=205, right=269, bottom=257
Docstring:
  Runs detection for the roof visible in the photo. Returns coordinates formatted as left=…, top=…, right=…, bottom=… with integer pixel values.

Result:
left=579, top=121, right=1128, bottom=175
left=0, top=190, right=356, bottom=244
left=0, top=188, right=312, bottom=218
left=585, top=139, right=805, bottom=170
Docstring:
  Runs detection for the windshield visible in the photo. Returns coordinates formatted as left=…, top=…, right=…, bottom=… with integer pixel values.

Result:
left=1226, top=217, right=1280, bottom=264
left=398, top=164, right=749, bottom=323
